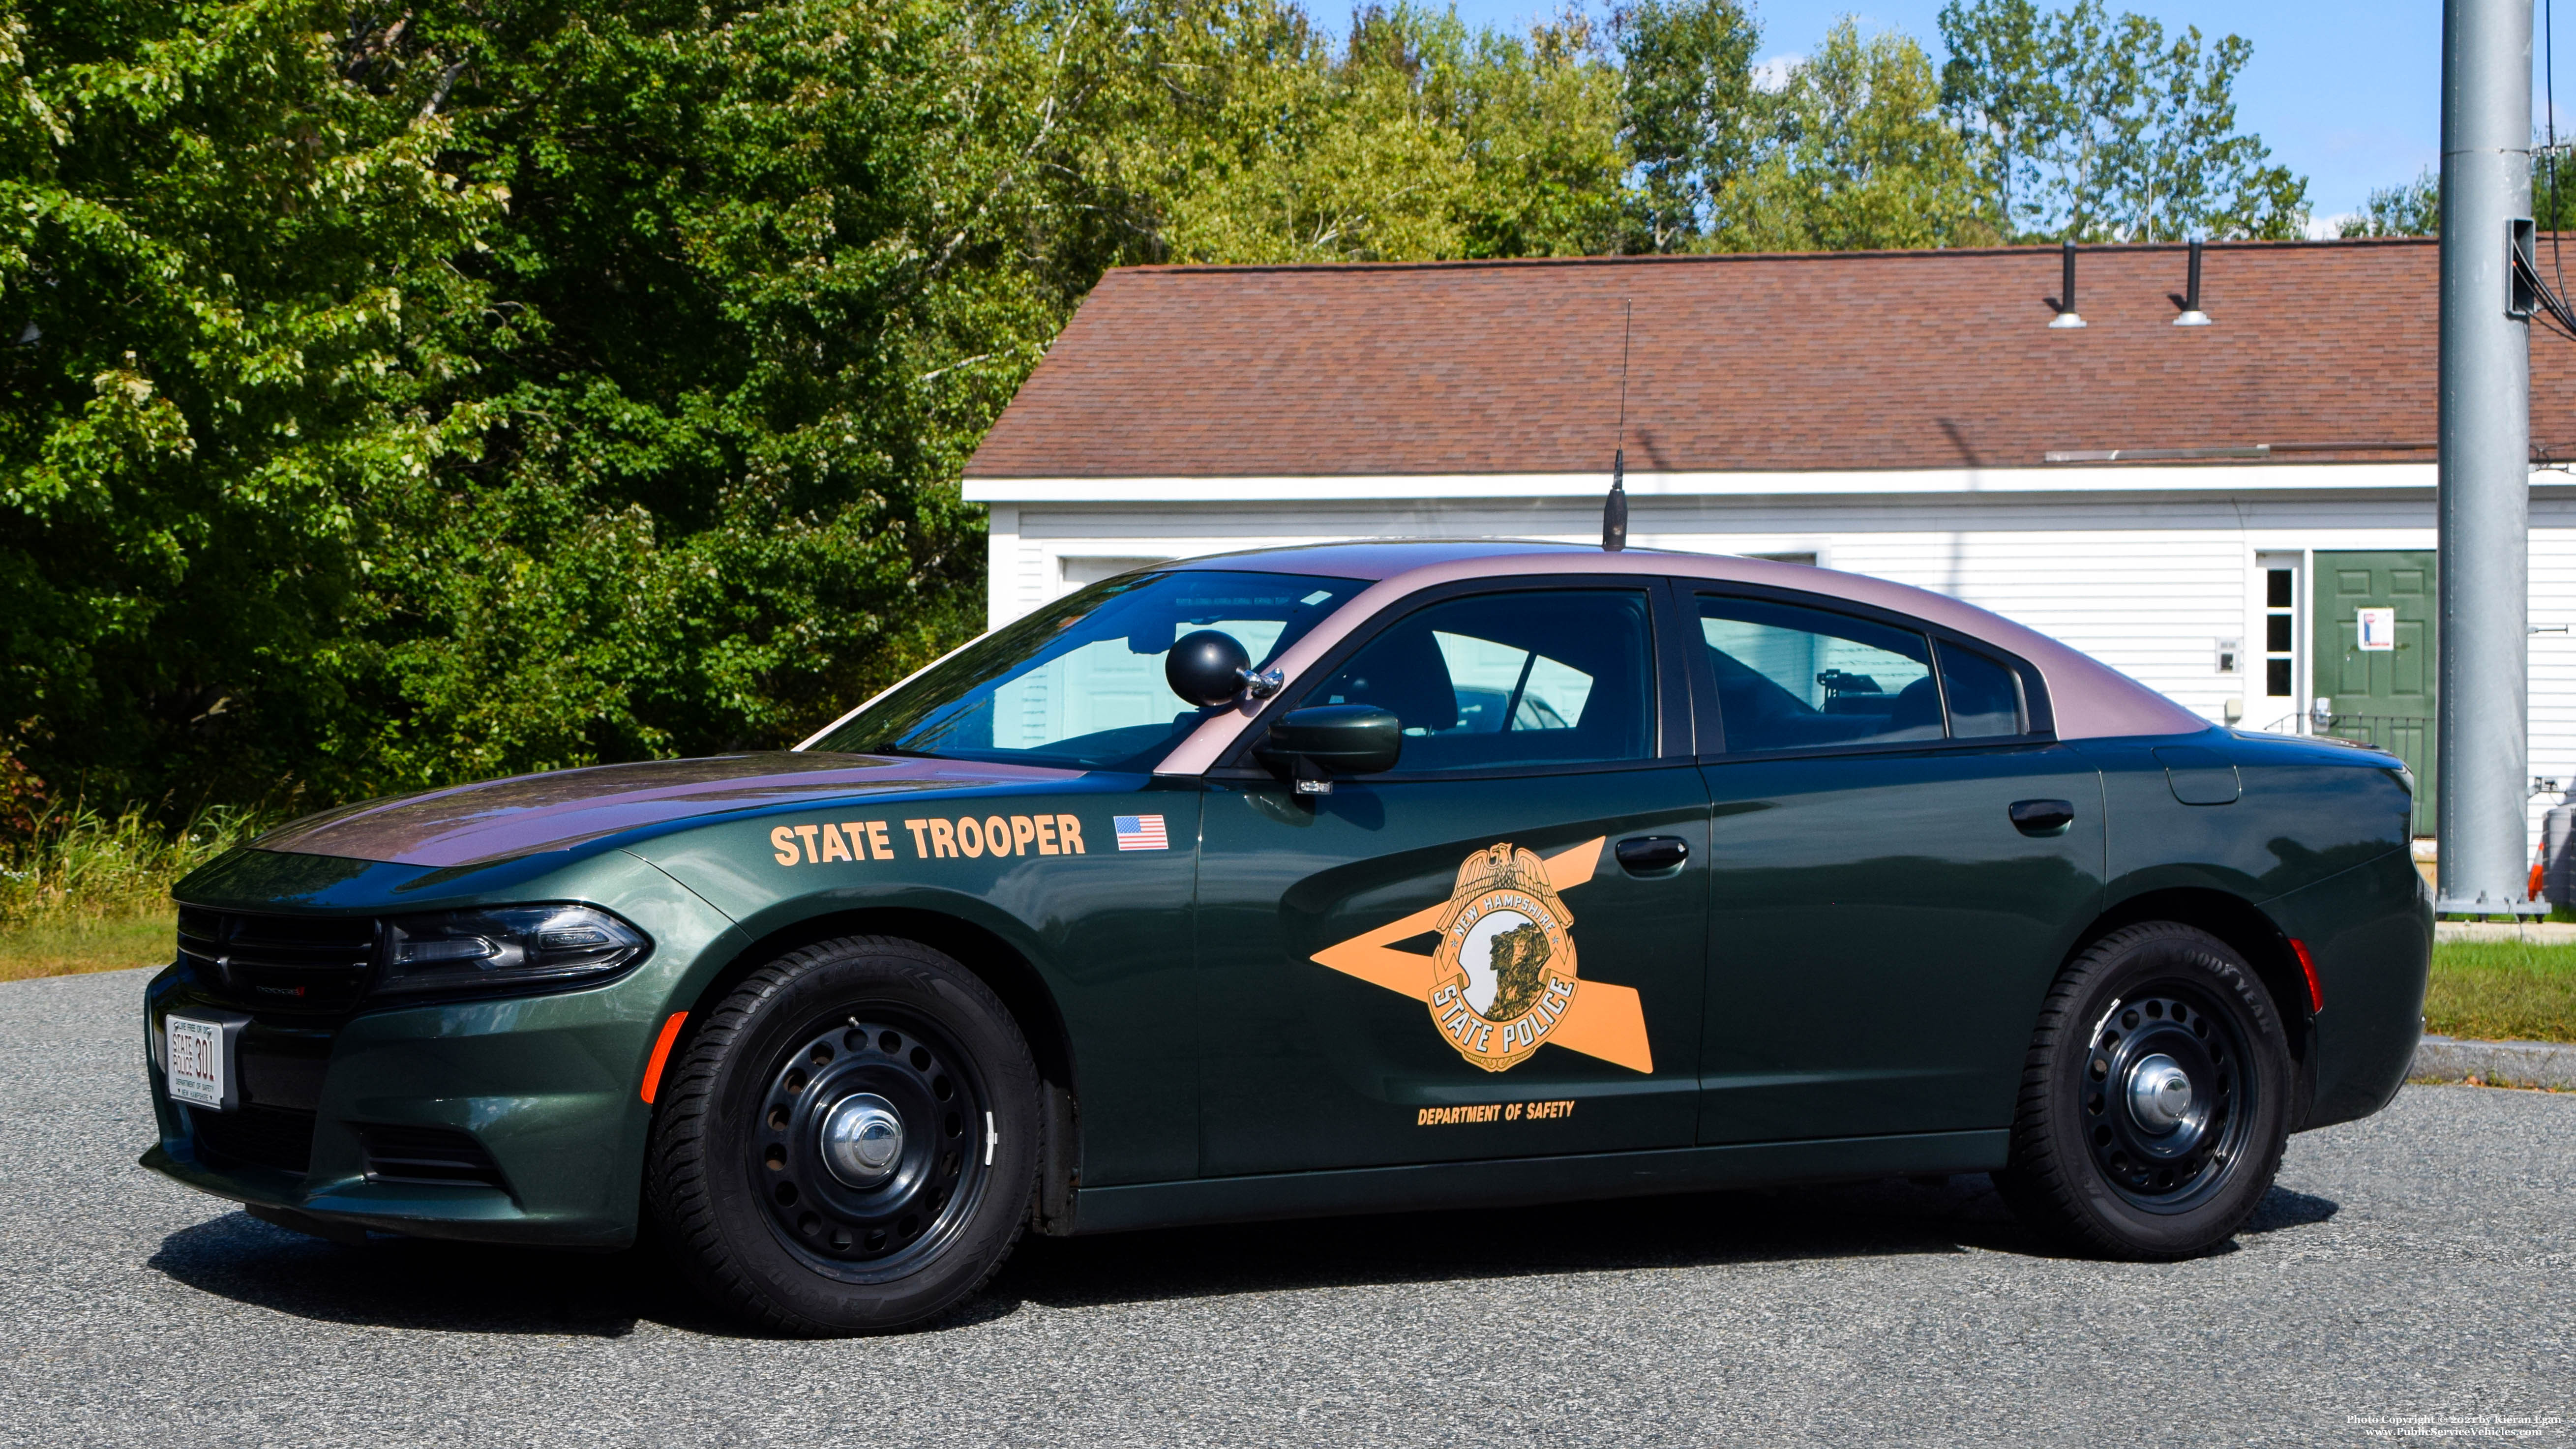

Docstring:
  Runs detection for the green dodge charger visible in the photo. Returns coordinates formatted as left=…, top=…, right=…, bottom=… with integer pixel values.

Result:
left=142, top=541, right=2430, bottom=1334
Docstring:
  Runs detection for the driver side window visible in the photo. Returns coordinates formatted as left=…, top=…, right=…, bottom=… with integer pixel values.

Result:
left=1304, top=590, right=1655, bottom=773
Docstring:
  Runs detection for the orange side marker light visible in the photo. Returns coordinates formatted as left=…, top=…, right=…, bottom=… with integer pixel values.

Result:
left=641, top=1011, right=689, bottom=1104
left=2288, top=939, right=2324, bottom=1014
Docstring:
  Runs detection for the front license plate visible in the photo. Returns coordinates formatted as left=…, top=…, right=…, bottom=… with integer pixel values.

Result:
left=165, top=1015, right=228, bottom=1110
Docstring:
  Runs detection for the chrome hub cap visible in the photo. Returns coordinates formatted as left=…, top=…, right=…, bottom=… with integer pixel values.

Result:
left=2126, top=1054, right=2194, bottom=1133
left=819, top=1093, right=905, bottom=1187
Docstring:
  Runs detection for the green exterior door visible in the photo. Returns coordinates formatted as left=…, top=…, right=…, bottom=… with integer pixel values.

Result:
left=2313, top=551, right=2437, bottom=835
left=1191, top=583, right=1710, bottom=1177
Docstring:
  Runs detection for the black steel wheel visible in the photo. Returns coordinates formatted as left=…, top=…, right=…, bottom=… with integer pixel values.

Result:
left=1995, top=922, right=2293, bottom=1259
left=750, top=1011, right=988, bottom=1279
left=2076, top=984, right=2254, bottom=1213
left=647, top=936, right=1039, bottom=1335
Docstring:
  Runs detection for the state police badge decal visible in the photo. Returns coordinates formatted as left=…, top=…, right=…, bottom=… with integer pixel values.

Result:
left=1309, top=837, right=1655, bottom=1076
left=1428, top=843, right=1581, bottom=1072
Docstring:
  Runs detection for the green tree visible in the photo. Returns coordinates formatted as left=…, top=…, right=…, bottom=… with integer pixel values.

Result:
left=1, top=0, right=1158, bottom=804
left=1936, top=0, right=2051, bottom=236
left=2337, top=157, right=2576, bottom=238
left=2538, top=147, right=2576, bottom=231
left=1937, top=0, right=2305, bottom=241
left=1134, top=0, right=1476, bottom=263
left=1612, top=0, right=1761, bottom=252
left=1721, top=21, right=1996, bottom=252
left=0, top=0, right=506, bottom=805
left=2339, top=168, right=2438, bottom=237
left=1135, top=1, right=1628, bottom=264
left=2093, top=17, right=2306, bottom=240
left=350, top=0, right=1163, bottom=789
left=1439, top=8, right=1630, bottom=259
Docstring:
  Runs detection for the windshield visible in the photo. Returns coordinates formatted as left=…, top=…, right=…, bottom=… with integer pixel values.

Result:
left=808, top=570, right=1371, bottom=770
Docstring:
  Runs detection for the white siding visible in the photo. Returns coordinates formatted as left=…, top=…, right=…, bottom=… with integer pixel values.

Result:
left=2529, top=500, right=2576, bottom=847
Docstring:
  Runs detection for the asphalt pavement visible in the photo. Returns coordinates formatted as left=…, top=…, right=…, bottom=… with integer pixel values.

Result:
left=2, top=966, right=2569, bottom=1448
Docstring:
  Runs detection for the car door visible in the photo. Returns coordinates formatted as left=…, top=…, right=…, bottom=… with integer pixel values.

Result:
left=1687, top=589, right=2106, bottom=1146
left=1192, top=579, right=1710, bottom=1177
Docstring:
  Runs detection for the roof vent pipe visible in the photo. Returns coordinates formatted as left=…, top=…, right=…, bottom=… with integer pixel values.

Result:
left=2176, top=239, right=2212, bottom=325
left=2051, top=241, right=2086, bottom=328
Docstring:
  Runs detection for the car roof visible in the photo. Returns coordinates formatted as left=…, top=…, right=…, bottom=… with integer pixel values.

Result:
left=1169, top=538, right=1609, bottom=580
left=1151, top=539, right=2206, bottom=773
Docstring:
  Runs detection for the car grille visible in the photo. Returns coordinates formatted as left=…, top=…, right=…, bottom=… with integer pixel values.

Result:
left=358, top=1124, right=509, bottom=1191
left=177, top=907, right=377, bottom=1017
left=189, top=1104, right=317, bottom=1175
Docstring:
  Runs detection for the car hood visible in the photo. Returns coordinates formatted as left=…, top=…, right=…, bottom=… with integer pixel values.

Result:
left=249, top=753, right=1082, bottom=868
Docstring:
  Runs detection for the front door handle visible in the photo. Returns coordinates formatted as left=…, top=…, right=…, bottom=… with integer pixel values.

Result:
left=2009, top=798, right=2075, bottom=836
left=1615, top=835, right=1691, bottom=874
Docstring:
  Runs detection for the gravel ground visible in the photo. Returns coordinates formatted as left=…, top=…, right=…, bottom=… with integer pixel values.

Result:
left=2, top=967, right=2569, bottom=1449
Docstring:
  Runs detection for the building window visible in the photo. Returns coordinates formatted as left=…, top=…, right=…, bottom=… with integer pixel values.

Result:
left=2263, top=565, right=2296, bottom=701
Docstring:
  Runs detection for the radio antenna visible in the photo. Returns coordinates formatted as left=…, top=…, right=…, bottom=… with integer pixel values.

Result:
left=1603, top=299, right=1632, bottom=553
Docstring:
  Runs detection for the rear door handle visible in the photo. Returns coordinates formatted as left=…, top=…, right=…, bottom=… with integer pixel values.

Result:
left=1615, top=836, right=1691, bottom=874
left=2009, top=798, right=2075, bottom=836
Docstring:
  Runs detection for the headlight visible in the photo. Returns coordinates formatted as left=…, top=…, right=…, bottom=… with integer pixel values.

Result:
left=374, top=904, right=651, bottom=999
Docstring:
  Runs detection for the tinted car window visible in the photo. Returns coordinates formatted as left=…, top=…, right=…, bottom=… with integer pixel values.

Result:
left=1305, top=590, right=1654, bottom=772
left=1700, top=596, right=1942, bottom=753
left=1939, top=642, right=2027, bottom=738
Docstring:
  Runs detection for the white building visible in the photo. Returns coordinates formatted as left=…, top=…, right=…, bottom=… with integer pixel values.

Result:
left=962, top=239, right=2576, bottom=844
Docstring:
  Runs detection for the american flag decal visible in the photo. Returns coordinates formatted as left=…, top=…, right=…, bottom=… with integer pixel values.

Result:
left=1113, top=814, right=1169, bottom=851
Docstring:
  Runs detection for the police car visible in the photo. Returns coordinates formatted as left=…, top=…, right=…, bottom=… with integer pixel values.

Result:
left=143, top=541, right=2429, bottom=1334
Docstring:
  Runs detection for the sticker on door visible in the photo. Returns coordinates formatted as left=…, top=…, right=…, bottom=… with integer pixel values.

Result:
left=1309, top=838, right=1654, bottom=1075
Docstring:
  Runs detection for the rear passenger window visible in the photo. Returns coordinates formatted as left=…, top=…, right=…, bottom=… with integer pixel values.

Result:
left=1701, top=597, right=1941, bottom=753
left=1939, top=642, right=2027, bottom=738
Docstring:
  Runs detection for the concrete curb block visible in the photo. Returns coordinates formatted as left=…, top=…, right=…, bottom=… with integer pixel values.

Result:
left=2435, top=921, right=2576, bottom=944
left=2410, top=1034, right=2576, bottom=1090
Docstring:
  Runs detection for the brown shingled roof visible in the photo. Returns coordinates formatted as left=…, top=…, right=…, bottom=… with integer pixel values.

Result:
left=964, top=238, right=2576, bottom=478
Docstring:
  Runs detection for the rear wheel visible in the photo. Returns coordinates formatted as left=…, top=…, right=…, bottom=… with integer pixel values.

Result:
left=1995, top=922, right=2293, bottom=1259
left=646, top=936, right=1039, bottom=1334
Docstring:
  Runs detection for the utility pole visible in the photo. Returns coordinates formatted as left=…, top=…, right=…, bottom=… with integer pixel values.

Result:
left=2437, top=0, right=2542, bottom=915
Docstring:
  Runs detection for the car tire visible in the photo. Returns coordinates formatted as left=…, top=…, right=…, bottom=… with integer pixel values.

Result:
left=646, top=935, right=1040, bottom=1335
left=1993, top=921, right=2293, bottom=1260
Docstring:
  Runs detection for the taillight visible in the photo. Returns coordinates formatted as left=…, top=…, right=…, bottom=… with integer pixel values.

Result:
left=2288, top=938, right=2324, bottom=1014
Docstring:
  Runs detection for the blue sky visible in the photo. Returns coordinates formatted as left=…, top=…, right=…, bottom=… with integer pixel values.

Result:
left=1338, top=0, right=2576, bottom=227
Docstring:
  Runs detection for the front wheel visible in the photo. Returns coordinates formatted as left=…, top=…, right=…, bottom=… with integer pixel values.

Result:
left=1994, top=922, right=2293, bottom=1259
left=646, top=936, right=1040, bottom=1334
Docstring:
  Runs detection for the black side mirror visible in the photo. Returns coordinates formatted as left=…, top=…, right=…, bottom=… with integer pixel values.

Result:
left=1255, top=705, right=1401, bottom=791
left=1166, top=629, right=1251, bottom=707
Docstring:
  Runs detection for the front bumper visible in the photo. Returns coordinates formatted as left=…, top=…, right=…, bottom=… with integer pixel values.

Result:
left=141, top=849, right=748, bottom=1246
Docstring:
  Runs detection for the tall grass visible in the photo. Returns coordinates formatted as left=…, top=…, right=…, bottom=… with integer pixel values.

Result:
left=0, top=804, right=266, bottom=981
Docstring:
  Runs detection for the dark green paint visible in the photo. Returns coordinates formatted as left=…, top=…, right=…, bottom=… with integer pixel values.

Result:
left=139, top=623, right=2427, bottom=1248
left=1193, top=768, right=1710, bottom=1175
left=2264, top=846, right=2432, bottom=1128
left=1697, top=745, right=2105, bottom=1143
left=148, top=848, right=746, bottom=1244
left=634, top=778, right=1203, bottom=1186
